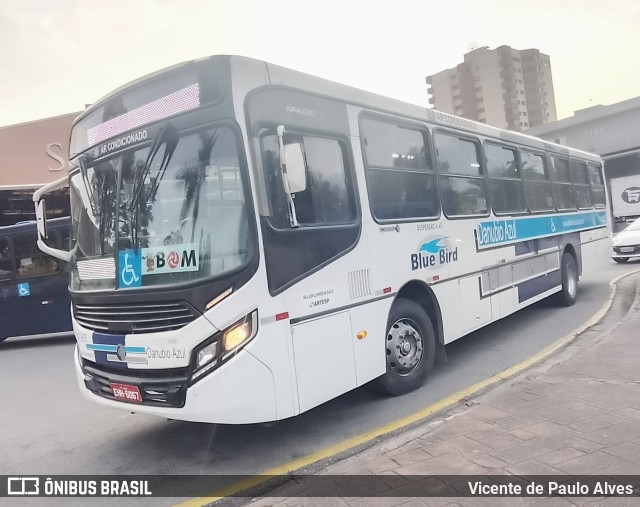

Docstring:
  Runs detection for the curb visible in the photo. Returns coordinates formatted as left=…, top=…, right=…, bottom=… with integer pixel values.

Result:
left=176, top=267, right=640, bottom=507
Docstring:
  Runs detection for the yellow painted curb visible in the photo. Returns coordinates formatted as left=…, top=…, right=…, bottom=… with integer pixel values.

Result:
left=176, top=268, right=640, bottom=507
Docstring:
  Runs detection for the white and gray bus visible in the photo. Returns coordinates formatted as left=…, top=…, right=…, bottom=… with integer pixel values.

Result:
left=34, top=55, right=608, bottom=423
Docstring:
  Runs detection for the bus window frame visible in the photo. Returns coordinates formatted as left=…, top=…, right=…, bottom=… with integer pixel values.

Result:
left=359, top=112, right=440, bottom=224
left=482, top=140, right=528, bottom=217
left=257, top=125, right=362, bottom=295
left=587, top=161, right=606, bottom=209
left=432, top=127, right=490, bottom=220
left=569, top=157, right=595, bottom=210
left=547, top=153, right=577, bottom=213
left=0, top=235, right=15, bottom=281
left=519, top=148, right=555, bottom=214
left=259, top=126, right=360, bottom=230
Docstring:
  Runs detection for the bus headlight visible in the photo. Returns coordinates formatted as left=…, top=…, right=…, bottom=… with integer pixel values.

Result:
left=197, top=342, right=218, bottom=369
left=191, top=310, right=258, bottom=382
left=192, top=340, right=219, bottom=381
left=222, top=310, right=258, bottom=355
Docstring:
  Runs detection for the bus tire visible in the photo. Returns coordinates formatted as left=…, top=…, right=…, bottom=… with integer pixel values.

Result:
left=375, top=298, right=435, bottom=396
left=554, top=251, right=578, bottom=307
left=613, top=257, right=629, bottom=264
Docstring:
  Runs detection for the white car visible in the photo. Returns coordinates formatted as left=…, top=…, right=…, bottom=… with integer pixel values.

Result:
left=612, top=219, right=640, bottom=263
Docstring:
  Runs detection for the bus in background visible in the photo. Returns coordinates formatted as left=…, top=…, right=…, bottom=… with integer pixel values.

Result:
left=0, top=217, right=72, bottom=342
left=0, top=184, right=69, bottom=226
left=33, top=56, right=608, bottom=423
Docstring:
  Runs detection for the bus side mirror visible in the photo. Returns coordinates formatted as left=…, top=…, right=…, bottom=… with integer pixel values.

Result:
left=33, top=176, right=73, bottom=263
left=283, top=143, right=307, bottom=194
left=36, top=199, right=48, bottom=240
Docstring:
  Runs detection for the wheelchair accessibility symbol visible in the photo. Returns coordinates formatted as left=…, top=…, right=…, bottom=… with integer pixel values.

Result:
left=17, top=282, right=31, bottom=297
left=118, top=250, right=142, bottom=288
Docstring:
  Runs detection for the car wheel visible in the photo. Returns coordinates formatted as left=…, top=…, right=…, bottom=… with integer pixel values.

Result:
left=613, top=257, right=629, bottom=264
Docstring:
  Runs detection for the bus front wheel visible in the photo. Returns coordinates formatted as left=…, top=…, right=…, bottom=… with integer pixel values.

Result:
left=554, top=252, right=578, bottom=307
left=376, top=298, right=435, bottom=396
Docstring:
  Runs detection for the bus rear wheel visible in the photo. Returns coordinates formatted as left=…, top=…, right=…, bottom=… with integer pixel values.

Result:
left=554, top=251, right=578, bottom=307
left=376, top=298, right=435, bottom=396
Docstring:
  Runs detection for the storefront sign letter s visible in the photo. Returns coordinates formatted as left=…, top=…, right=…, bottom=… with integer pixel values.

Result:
left=46, top=143, right=65, bottom=172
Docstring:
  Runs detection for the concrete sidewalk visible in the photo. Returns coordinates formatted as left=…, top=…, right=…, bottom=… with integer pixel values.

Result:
left=247, top=272, right=640, bottom=506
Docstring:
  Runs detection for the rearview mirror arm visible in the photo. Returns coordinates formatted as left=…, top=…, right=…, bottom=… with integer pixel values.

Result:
left=277, top=125, right=299, bottom=228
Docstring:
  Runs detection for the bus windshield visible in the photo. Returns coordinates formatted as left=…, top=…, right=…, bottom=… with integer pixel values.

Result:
left=69, top=125, right=253, bottom=291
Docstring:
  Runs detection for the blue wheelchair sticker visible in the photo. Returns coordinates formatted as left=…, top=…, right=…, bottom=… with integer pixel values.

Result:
left=118, top=250, right=142, bottom=288
left=17, top=282, right=31, bottom=297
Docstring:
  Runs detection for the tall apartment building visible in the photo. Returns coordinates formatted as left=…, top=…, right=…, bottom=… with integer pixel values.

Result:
left=426, top=46, right=557, bottom=131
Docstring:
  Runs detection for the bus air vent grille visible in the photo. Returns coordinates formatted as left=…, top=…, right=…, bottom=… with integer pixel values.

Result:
left=73, top=301, right=196, bottom=334
left=348, top=269, right=372, bottom=299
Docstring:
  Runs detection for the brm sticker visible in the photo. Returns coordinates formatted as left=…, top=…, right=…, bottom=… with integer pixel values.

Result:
left=117, top=244, right=199, bottom=288
left=141, top=244, right=199, bottom=275
left=410, top=236, right=459, bottom=271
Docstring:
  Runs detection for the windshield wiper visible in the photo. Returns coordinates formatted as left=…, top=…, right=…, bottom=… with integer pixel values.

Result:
left=128, top=127, right=168, bottom=212
left=147, top=134, right=179, bottom=205
left=78, top=155, right=98, bottom=217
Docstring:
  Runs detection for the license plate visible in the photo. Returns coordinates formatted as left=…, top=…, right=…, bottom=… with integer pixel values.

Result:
left=110, top=383, right=143, bottom=404
left=620, top=247, right=635, bottom=253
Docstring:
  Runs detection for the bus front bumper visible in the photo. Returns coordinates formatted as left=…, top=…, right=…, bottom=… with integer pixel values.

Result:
left=74, top=345, right=277, bottom=424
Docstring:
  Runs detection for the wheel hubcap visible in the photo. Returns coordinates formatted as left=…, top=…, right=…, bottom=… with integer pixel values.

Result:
left=386, top=318, right=423, bottom=376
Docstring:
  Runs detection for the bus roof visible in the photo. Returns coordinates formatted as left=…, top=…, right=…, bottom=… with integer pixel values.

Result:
left=75, top=54, right=602, bottom=163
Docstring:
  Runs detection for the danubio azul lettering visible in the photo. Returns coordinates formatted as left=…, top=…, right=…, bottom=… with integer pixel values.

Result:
left=99, top=130, right=148, bottom=155
left=477, top=220, right=518, bottom=247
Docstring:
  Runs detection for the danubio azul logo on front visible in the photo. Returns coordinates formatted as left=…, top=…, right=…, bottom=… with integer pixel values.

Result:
left=411, top=236, right=459, bottom=271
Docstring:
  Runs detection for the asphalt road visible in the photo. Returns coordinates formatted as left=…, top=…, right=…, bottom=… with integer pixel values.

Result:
left=1, top=258, right=638, bottom=505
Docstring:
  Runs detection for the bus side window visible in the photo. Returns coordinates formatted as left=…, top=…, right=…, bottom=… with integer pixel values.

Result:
left=485, top=143, right=526, bottom=214
left=0, top=237, right=12, bottom=280
left=548, top=155, right=576, bottom=211
left=521, top=150, right=554, bottom=212
left=13, top=233, right=59, bottom=278
left=571, top=159, right=593, bottom=209
left=434, top=132, right=488, bottom=217
left=588, top=163, right=606, bottom=208
left=261, top=133, right=356, bottom=228
left=361, top=117, right=438, bottom=221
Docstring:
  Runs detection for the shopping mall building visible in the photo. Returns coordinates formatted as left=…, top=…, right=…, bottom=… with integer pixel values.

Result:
left=0, top=112, right=80, bottom=226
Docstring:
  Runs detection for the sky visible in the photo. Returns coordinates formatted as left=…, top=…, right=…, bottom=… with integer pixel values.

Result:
left=1, top=0, right=639, bottom=128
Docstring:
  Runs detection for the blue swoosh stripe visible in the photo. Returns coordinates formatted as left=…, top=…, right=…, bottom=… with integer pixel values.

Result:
left=124, top=346, right=146, bottom=354
left=86, top=344, right=118, bottom=352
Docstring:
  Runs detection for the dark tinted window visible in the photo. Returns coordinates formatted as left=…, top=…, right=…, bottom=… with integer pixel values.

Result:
left=0, top=237, right=12, bottom=280
left=486, top=144, right=519, bottom=179
left=435, top=133, right=488, bottom=216
left=549, top=155, right=575, bottom=210
left=262, top=134, right=356, bottom=228
left=361, top=118, right=438, bottom=220
left=436, top=134, right=484, bottom=177
left=362, top=119, right=430, bottom=170
left=14, top=233, right=59, bottom=278
left=571, top=160, right=593, bottom=209
left=588, top=163, right=606, bottom=208
left=260, top=131, right=359, bottom=294
left=521, top=150, right=553, bottom=211
left=485, top=144, right=526, bottom=214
